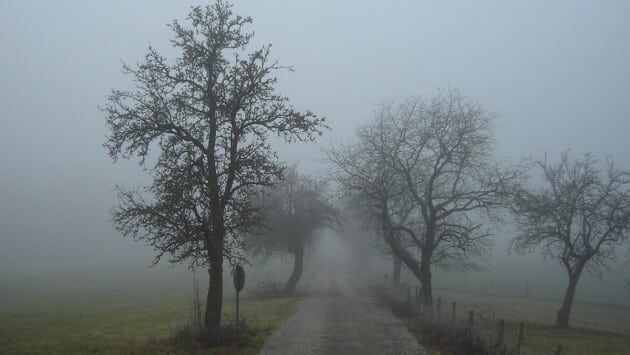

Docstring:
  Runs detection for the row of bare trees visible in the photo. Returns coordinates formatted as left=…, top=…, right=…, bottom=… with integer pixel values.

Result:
left=102, top=1, right=630, bottom=343
left=327, top=90, right=630, bottom=328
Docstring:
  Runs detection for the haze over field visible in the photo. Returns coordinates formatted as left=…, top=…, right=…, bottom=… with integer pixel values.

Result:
left=1, top=0, right=629, bottom=310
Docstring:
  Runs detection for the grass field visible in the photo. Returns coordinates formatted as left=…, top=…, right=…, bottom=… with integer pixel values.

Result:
left=420, top=288, right=630, bottom=354
left=0, top=274, right=299, bottom=354
left=433, top=288, right=630, bottom=335
left=4, top=272, right=629, bottom=354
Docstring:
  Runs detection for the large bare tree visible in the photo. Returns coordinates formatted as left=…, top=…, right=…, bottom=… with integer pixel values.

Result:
left=330, top=90, right=512, bottom=307
left=510, top=152, right=630, bottom=328
left=103, top=2, right=324, bottom=342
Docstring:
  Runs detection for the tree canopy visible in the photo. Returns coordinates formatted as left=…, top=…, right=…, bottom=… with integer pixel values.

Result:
left=249, top=165, right=337, bottom=294
left=103, top=1, right=325, bottom=342
left=330, top=89, right=514, bottom=306
left=510, top=152, right=630, bottom=327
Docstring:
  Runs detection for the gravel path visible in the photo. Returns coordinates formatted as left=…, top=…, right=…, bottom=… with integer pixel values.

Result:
left=258, top=275, right=426, bottom=355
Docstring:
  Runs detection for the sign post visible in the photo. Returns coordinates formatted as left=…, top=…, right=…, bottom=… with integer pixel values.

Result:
left=233, top=265, right=245, bottom=334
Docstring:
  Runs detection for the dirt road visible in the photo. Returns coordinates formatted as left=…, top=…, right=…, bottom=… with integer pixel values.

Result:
left=258, top=274, right=426, bottom=355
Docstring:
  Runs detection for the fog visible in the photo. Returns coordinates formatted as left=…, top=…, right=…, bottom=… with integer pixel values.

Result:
left=1, top=1, right=629, bottom=308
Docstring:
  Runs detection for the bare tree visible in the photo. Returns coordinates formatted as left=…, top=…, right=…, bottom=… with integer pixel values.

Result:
left=335, top=166, right=409, bottom=288
left=330, top=89, right=512, bottom=307
left=328, top=134, right=409, bottom=284
left=510, top=152, right=630, bottom=328
left=248, top=165, right=337, bottom=296
left=103, top=2, right=324, bottom=342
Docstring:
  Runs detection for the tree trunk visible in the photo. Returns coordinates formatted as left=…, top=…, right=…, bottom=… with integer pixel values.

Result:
left=380, top=205, right=428, bottom=299
left=381, top=213, right=424, bottom=291
left=392, top=255, right=401, bottom=288
left=204, top=248, right=223, bottom=343
left=284, top=239, right=304, bottom=296
left=556, top=267, right=583, bottom=328
left=419, top=252, right=432, bottom=308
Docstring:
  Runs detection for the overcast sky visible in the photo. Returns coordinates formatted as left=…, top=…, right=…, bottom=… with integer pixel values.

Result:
left=1, top=1, right=629, bottom=294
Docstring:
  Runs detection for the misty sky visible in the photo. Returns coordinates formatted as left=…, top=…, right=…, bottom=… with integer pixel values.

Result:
left=1, top=1, right=629, bottom=299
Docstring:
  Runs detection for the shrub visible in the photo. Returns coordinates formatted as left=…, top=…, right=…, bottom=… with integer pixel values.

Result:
left=373, top=285, right=518, bottom=355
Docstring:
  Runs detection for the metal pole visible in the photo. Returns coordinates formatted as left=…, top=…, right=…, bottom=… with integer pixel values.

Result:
left=437, top=297, right=441, bottom=316
left=236, top=290, right=240, bottom=335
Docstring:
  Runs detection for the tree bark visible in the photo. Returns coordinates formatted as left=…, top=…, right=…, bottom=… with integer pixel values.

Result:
left=419, top=250, right=432, bottom=307
left=392, top=255, right=401, bottom=288
left=380, top=209, right=426, bottom=295
left=284, top=239, right=304, bottom=296
left=419, top=222, right=436, bottom=308
left=382, top=222, right=428, bottom=298
left=204, top=248, right=223, bottom=343
left=556, top=265, right=584, bottom=328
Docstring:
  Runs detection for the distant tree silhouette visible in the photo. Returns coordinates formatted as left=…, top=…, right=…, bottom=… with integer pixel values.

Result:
left=248, top=165, right=337, bottom=295
left=510, top=152, right=630, bottom=328
left=330, top=89, right=515, bottom=307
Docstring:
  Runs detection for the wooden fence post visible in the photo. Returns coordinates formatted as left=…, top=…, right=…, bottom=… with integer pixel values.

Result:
left=496, top=319, right=505, bottom=349
left=516, top=322, right=525, bottom=354
left=451, top=301, right=456, bottom=322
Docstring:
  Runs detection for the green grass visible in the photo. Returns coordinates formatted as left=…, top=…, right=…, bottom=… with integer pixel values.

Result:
left=423, top=288, right=630, bottom=354
left=491, top=319, right=630, bottom=355
left=433, top=288, right=630, bottom=335
left=0, top=277, right=299, bottom=354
